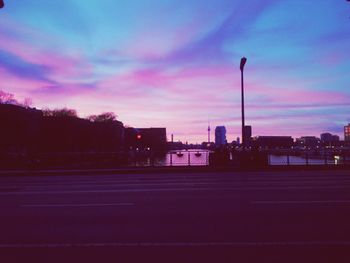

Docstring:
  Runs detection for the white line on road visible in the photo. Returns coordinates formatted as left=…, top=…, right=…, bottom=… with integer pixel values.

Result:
left=1, top=241, right=350, bottom=248
left=21, top=203, right=135, bottom=208
left=6, top=179, right=350, bottom=189
left=2, top=185, right=350, bottom=195
left=252, top=200, right=350, bottom=205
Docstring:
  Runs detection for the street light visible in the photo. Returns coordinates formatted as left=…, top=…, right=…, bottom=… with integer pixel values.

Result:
left=0, top=0, right=4, bottom=9
left=240, top=57, right=247, bottom=149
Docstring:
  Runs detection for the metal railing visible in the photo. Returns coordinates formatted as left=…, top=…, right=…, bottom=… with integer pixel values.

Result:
left=1, top=150, right=349, bottom=170
left=268, top=154, right=349, bottom=166
left=0, top=150, right=212, bottom=169
left=128, top=150, right=211, bottom=167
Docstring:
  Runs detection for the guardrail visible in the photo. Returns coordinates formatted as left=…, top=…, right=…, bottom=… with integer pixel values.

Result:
left=1, top=150, right=349, bottom=170
left=268, top=153, right=350, bottom=166
left=0, top=150, right=212, bottom=169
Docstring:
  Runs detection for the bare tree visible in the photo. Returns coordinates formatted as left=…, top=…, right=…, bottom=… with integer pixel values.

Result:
left=0, top=90, right=18, bottom=105
left=87, top=112, right=117, bottom=122
left=22, top=98, right=33, bottom=108
left=43, top=107, right=78, bottom=118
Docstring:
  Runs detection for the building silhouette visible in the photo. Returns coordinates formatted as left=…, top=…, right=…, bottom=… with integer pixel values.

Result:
left=321, top=133, right=340, bottom=144
left=295, top=136, right=320, bottom=148
left=215, top=126, right=227, bottom=146
left=345, top=124, right=350, bottom=141
left=1, top=103, right=168, bottom=152
left=252, top=136, right=293, bottom=149
left=0, top=104, right=42, bottom=153
left=243, top=125, right=252, bottom=146
left=125, top=127, right=167, bottom=151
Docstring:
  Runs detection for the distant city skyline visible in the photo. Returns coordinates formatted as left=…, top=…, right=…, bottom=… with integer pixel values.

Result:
left=1, top=1, right=350, bottom=143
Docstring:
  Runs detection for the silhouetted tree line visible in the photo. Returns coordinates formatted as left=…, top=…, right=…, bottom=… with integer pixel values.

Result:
left=0, top=109, right=124, bottom=153
left=0, top=90, right=32, bottom=108
left=0, top=91, right=127, bottom=169
left=0, top=90, right=169, bottom=169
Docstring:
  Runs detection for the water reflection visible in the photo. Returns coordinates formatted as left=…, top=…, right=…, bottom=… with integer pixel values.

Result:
left=129, top=150, right=210, bottom=167
left=129, top=152, right=346, bottom=167
left=269, top=155, right=338, bottom=165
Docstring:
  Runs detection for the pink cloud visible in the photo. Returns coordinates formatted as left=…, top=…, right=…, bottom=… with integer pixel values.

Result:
left=0, top=68, right=51, bottom=93
left=0, top=30, right=92, bottom=82
left=117, top=7, right=230, bottom=61
left=266, top=88, right=350, bottom=106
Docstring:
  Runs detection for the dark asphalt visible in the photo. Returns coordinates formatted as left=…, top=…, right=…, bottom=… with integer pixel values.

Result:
left=1, top=170, right=350, bottom=262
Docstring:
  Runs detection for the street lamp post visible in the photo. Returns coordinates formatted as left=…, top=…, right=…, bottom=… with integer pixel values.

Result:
left=0, top=0, right=4, bottom=9
left=240, top=57, right=247, bottom=149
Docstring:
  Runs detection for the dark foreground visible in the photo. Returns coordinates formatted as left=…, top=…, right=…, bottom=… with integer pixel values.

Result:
left=1, top=169, right=350, bottom=262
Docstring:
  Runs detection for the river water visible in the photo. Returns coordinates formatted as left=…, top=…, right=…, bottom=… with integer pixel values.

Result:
left=129, top=151, right=342, bottom=167
left=130, top=150, right=210, bottom=167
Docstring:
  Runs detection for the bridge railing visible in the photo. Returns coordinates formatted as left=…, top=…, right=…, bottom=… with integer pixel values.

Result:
left=1, top=150, right=349, bottom=170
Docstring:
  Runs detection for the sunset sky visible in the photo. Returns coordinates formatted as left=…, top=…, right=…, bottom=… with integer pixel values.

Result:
left=1, top=0, right=350, bottom=143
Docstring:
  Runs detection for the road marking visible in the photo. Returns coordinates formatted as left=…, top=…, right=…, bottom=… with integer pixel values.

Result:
left=252, top=200, right=350, bottom=205
left=7, top=178, right=350, bottom=188
left=1, top=241, right=350, bottom=248
left=1, top=185, right=350, bottom=195
left=21, top=203, right=135, bottom=208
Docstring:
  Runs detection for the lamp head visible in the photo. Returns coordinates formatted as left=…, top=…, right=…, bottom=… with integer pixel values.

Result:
left=240, top=57, right=247, bottom=71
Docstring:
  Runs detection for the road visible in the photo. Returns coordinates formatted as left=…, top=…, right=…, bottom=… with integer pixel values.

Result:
left=1, top=169, right=350, bottom=262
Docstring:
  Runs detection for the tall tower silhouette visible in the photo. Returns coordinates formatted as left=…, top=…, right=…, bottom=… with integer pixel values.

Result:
left=207, top=122, right=211, bottom=144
